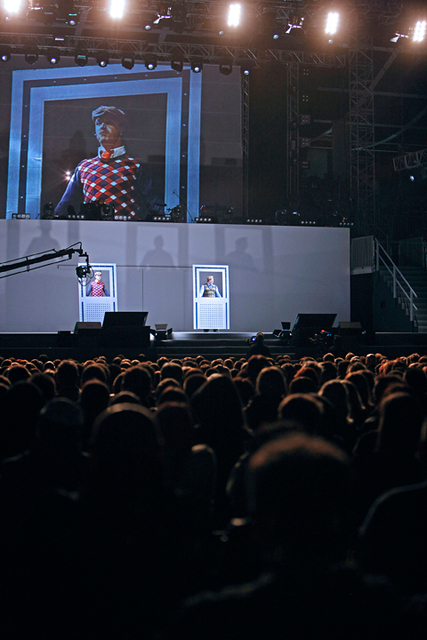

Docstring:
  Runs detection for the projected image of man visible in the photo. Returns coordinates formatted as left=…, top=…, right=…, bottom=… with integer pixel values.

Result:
left=55, top=105, right=162, bottom=219
left=199, top=275, right=222, bottom=297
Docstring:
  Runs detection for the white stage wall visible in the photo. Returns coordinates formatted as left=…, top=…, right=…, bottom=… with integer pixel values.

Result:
left=0, top=220, right=350, bottom=333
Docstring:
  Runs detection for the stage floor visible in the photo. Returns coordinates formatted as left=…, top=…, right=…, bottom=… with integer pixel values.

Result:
left=0, top=330, right=426, bottom=362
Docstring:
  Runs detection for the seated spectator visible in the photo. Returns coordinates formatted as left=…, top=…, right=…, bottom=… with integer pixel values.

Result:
left=169, top=433, right=404, bottom=640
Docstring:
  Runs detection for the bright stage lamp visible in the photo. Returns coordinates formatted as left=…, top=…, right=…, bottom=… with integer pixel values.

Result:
left=326, top=12, right=339, bottom=35
left=413, top=20, right=426, bottom=42
left=109, top=0, right=125, bottom=19
left=3, top=0, right=21, bottom=14
left=228, top=3, right=241, bottom=27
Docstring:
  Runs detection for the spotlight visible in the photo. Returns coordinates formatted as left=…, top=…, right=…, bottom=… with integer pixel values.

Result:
left=0, top=46, right=11, bottom=62
left=121, top=52, right=134, bottom=70
left=171, top=52, right=184, bottom=72
left=325, top=11, right=339, bottom=35
left=96, top=51, right=109, bottom=67
left=227, top=3, right=241, bottom=27
left=240, top=61, right=254, bottom=76
left=59, top=0, right=79, bottom=25
left=66, top=9, right=78, bottom=25
left=3, top=0, right=21, bottom=15
left=219, top=59, right=233, bottom=76
left=191, top=60, right=202, bottom=73
left=413, top=20, right=426, bottom=42
left=153, top=2, right=172, bottom=25
left=109, top=0, right=125, bottom=19
left=75, top=48, right=88, bottom=66
left=285, top=15, right=305, bottom=34
left=46, top=48, right=60, bottom=65
left=24, top=44, right=39, bottom=65
left=144, top=55, right=157, bottom=70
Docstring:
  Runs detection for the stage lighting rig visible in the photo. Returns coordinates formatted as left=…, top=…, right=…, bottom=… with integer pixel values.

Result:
left=109, top=0, right=125, bottom=19
left=413, top=20, right=426, bottom=42
left=191, top=59, right=202, bottom=73
left=3, top=0, right=22, bottom=18
left=56, top=0, right=79, bottom=25
left=96, top=51, right=109, bottom=67
left=325, top=12, right=339, bottom=36
left=121, top=45, right=135, bottom=69
left=391, top=19, right=427, bottom=43
left=0, top=46, right=10, bottom=61
left=285, top=15, right=305, bottom=35
left=144, top=54, right=157, bottom=70
left=227, top=3, right=241, bottom=28
left=24, top=43, right=39, bottom=64
left=46, top=48, right=60, bottom=64
left=75, top=47, right=88, bottom=66
left=219, top=58, right=233, bottom=75
left=170, top=50, right=184, bottom=72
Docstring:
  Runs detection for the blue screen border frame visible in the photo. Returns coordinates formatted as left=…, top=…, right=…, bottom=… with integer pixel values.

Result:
left=6, top=64, right=202, bottom=221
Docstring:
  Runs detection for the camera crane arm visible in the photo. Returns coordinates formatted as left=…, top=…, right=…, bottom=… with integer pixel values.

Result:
left=0, top=242, right=91, bottom=279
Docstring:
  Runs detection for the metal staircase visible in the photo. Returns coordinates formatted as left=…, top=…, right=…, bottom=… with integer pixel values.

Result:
left=396, top=266, right=427, bottom=333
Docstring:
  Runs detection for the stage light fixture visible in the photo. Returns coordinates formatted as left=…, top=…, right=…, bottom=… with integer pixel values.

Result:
left=144, top=55, right=157, bottom=70
left=75, top=48, right=88, bottom=66
left=96, top=51, right=109, bottom=67
left=109, top=0, right=125, bottom=19
left=325, top=11, right=339, bottom=35
left=24, top=44, right=39, bottom=65
left=153, top=2, right=172, bottom=25
left=240, top=61, right=254, bottom=76
left=3, top=0, right=21, bottom=15
left=57, top=0, right=78, bottom=24
left=219, top=59, right=233, bottom=76
left=0, top=46, right=11, bottom=61
left=191, top=60, right=202, bottom=73
left=66, top=9, right=78, bottom=25
left=171, top=53, right=184, bottom=72
left=46, top=48, right=60, bottom=65
left=413, top=20, right=426, bottom=42
left=227, top=3, right=241, bottom=27
left=285, top=15, right=304, bottom=34
left=121, top=52, right=134, bottom=69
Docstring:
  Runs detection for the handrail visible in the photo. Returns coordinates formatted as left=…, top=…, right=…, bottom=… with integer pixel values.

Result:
left=375, top=239, right=418, bottom=323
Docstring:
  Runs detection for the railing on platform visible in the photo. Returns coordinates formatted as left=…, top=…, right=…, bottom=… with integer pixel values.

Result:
left=375, top=239, right=418, bottom=324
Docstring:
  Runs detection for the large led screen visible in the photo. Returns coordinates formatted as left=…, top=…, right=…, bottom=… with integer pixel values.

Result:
left=0, top=59, right=243, bottom=221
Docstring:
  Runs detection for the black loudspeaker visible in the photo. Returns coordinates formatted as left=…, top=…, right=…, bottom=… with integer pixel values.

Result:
left=339, top=322, right=362, bottom=334
left=291, top=313, right=337, bottom=347
left=74, top=322, right=102, bottom=334
left=101, top=312, right=150, bottom=347
left=292, top=313, right=337, bottom=330
left=103, top=312, right=148, bottom=328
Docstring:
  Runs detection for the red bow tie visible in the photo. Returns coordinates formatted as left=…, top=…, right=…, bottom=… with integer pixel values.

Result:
left=101, top=151, right=112, bottom=160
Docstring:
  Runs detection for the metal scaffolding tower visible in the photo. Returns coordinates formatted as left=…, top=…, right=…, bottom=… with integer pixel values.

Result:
left=286, top=62, right=300, bottom=207
left=348, top=35, right=376, bottom=235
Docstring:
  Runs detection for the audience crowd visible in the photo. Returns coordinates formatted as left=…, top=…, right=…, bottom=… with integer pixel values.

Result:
left=1, top=348, right=427, bottom=638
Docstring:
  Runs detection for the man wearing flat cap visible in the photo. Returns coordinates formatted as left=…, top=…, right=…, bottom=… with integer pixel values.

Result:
left=55, top=105, right=162, bottom=219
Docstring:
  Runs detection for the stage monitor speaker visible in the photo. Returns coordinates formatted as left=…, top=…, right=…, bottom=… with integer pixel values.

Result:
left=74, top=322, right=102, bottom=334
left=292, top=313, right=336, bottom=330
left=339, top=322, right=362, bottom=335
left=102, top=312, right=150, bottom=347
left=103, top=311, right=148, bottom=328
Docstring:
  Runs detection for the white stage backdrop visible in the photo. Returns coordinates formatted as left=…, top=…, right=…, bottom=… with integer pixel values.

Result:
left=0, top=221, right=350, bottom=333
